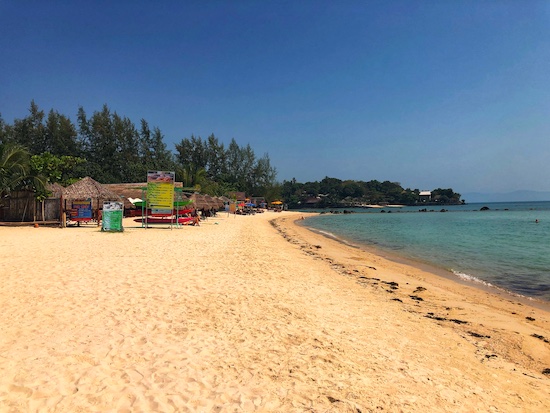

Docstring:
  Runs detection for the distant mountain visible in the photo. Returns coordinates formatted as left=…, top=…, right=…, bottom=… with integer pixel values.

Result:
left=462, top=190, right=550, bottom=203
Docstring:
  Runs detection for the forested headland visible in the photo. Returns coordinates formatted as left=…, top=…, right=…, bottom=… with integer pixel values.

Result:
left=280, top=177, right=462, bottom=209
left=1, top=101, right=462, bottom=207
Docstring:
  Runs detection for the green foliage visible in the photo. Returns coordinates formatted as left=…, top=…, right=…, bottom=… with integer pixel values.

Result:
left=280, top=177, right=462, bottom=208
left=4, top=100, right=278, bottom=199
left=11, top=100, right=46, bottom=154
left=3, top=100, right=464, bottom=207
left=44, top=109, right=80, bottom=156
left=0, top=143, right=48, bottom=203
left=0, top=114, right=13, bottom=145
left=432, top=188, right=462, bottom=204
left=0, top=143, right=30, bottom=200
left=30, top=153, right=85, bottom=186
left=174, top=135, right=277, bottom=196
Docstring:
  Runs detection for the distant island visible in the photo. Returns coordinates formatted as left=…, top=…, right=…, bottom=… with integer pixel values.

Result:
left=280, top=177, right=463, bottom=209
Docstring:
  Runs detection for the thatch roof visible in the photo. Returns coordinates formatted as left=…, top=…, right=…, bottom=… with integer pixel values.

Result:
left=204, top=194, right=222, bottom=209
left=103, top=183, right=147, bottom=209
left=189, top=193, right=222, bottom=210
left=188, top=193, right=207, bottom=209
left=104, top=182, right=187, bottom=209
left=63, top=177, right=122, bottom=202
left=228, top=191, right=246, bottom=202
left=47, top=183, right=65, bottom=198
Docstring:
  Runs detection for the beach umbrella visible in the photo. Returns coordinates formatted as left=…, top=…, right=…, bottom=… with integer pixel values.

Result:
left=218, top=196, right=230, bottom=207
left=271, top=200, right=283, bottom=205
left=204, top=194, right=220, bottom=210
left=189, top=193, right=210, bottom=209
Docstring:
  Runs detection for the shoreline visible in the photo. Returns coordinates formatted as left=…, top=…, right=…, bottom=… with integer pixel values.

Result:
left=274, top=213, right=550, bottom=375
left=297, top=216, right=550, bottom=313
left=1, top=211, right=549, bottom=412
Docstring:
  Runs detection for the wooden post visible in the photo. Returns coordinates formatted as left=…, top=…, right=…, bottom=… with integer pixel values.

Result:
left=97, top=198, right=101, bottom=227
left=61, top=198, right=66, bottom=228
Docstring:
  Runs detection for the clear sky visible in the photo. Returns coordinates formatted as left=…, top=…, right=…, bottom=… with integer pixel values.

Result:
left=1, top=0, right=549, bottom=193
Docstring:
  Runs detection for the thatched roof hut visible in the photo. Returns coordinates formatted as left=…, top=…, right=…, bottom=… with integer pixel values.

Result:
left=214, top=197, right=225, bottom=208
left=189, top=193, right=206, bottom=209
left=47, top=183, right=65, bottom=198
left=204, top=194, right=222, bottom=210
left=62, top=177, right=122, bottom=213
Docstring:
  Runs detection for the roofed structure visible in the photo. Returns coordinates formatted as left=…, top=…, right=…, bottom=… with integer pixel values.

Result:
left=47, top=183, right=65, bottom=198
left=63, top=177, right=122, bottom=202
left=62, top=177, right=121, bottom=216
left=227, top=191, right=246, bottom=202
left=419, top=190, right=432, bottom=202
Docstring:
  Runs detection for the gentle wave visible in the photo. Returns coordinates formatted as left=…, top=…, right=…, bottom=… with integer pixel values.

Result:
left=303, top=201, right=550, bottom=302
left=452, top=270, right=535, bottom=301
left=307, top=228, right=360, bottom=248
left=452, top=270, right=495, bottom=287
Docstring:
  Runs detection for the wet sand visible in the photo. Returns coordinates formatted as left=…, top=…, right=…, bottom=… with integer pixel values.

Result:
left=1, top=211, right=549, bottom=412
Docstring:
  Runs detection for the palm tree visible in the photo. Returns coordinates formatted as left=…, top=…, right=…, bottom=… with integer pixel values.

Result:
left=0, top=143, right=30, bottom=204
left=1, top=143, right=49, bottom=221
left=176, top=163, right=207, bottom=192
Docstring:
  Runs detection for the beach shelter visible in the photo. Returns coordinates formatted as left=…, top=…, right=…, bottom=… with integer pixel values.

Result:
left=189, top=193, right=210, bottom=210
left=214, top=197, right=224, bottom=209
left=174, top=189, right=192, bottom=213
left=62, top=177, right=122, bottom=226
left=271, top=200, right=283, bottom=205
left=204, top=194, right=221, bottom=210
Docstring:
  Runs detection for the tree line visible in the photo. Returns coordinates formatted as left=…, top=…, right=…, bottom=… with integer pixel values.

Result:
left=0, top=101, right=279, bottom=199
left=280, top=177, right=462, bottom=208
left=1, top=101, right=462, bottom=208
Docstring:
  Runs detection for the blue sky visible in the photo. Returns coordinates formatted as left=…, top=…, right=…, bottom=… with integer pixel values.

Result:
left=1, top=0, right=549, bottom=193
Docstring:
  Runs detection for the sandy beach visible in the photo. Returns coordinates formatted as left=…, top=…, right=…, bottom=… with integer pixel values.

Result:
left=1, top=211, right=549, bottom=412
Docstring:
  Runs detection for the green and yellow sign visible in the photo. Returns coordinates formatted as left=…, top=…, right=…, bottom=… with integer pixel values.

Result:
left=147, top=171, right=175, bottom=215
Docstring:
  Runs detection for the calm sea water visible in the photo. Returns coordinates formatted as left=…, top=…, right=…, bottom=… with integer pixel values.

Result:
left=302, top=202, right=550, bottom=303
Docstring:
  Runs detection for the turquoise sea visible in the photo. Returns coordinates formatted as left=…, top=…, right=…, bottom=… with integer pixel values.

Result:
left=301, top=201, right=550, bottom=304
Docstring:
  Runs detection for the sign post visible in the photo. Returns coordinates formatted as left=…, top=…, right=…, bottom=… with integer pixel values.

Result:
left=102, top=201, right=124, bottom=232
left=146, top=171, right=175, bottom=228
left=71, top=199, right=93, bottom=225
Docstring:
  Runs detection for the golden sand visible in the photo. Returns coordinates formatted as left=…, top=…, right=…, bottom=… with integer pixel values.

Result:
left=1, top=211, right=549, bottom=412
